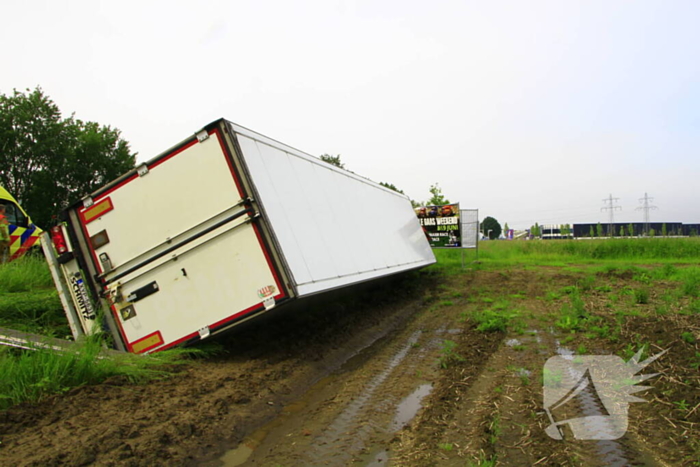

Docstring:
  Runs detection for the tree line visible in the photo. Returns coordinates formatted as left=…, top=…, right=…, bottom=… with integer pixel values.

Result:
left=0, top=87, right=135, bottom=227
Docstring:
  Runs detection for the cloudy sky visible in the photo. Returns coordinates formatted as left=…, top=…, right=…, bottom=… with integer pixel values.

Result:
left=3, top=0, right=698, bottom=229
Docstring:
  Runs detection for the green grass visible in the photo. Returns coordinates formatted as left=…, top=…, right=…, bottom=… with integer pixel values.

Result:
left=468, top=454, right=498, bottom=467
left=0, top=256, right=68, bottom=336
left=0, top=338, right=204, bottom=410
left=465, top=300, right=521, bottom=333
left=634, top=287, right=650, bottom=304
left=681, top=332, right=696, bottom=344
left=555, top=289, right=589, bottom=332
left=432, top=238, right=700, bottom=270
left=488, top=412, right=502, bottom=445
left=438, top=339, right=465, bottom=368
left=0, top=255, right=54, bottom=293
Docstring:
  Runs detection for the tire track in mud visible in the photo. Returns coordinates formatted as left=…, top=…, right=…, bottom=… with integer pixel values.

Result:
left=216, top=306, right=468, bottom=466
left=304, top=331, right=423, bottom=466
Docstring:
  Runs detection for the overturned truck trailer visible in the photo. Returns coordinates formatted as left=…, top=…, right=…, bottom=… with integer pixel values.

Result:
left=44, top=119, right=435, bottom=353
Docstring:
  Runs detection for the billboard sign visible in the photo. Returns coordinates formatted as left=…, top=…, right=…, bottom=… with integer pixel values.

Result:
left=415, top=203, right=461, bottom=248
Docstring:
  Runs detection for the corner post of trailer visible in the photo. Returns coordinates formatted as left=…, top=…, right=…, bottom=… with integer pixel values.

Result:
left=40, top=231, right=85, bottom=341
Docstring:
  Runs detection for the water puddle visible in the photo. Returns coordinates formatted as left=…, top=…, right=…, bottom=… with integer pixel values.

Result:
left=514, top=367, right=532, bottom=377
left=219, top=444, right=253, bottom=466
left=219, top=423, right=273, bottom=466
left=390, top=383, right=433, bottom=431
left=526, top=329, right=543, bottom=343
left=364, top=448, right=391, bottom=466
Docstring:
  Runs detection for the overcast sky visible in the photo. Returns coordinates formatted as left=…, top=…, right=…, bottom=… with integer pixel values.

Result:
left=2, top=0, right=698, bottom=229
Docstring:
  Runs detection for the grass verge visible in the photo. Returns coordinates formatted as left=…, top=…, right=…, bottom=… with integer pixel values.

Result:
left=0, top=255, right=68, bottom=336
left=0, top=338, right=205, bottom=411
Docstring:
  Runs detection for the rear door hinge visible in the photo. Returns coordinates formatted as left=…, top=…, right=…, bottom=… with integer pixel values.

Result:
left=195, top=130, right=210, bottom=143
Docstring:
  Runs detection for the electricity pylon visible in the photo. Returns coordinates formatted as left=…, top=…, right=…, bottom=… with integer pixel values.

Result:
left=601, top=194, right=621, bottom=237
left=636, top=193, right=658, bottom=236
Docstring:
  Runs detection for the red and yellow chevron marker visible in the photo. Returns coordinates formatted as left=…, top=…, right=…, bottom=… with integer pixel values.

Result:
left=1, top=186, right=43, bottom=262
left=8, top=226, right=42, bottom=261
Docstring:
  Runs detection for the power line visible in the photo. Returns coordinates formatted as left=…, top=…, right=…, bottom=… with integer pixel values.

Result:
left=636, top=192, right=658, bottom=235
left=601, top=194, right=621, bottom=236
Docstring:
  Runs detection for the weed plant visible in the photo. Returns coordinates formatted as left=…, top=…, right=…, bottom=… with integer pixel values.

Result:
left=634, top=288, right=650, bottom=305
left=438, top=339, right=465, bottom=368
left=555, top=289, right=589, bottom=332
left=467, top=300, right=520, bottom=333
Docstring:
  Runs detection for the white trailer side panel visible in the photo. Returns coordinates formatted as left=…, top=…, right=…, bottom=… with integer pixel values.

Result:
left=231, top=123, right=435, bottom=296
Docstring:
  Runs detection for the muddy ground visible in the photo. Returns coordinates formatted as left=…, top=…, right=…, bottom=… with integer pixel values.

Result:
left=0, top=266, right=698, bottom=466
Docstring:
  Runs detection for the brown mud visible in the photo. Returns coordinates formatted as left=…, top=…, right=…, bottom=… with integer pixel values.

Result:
left=0, top=267, right=698, bottom=466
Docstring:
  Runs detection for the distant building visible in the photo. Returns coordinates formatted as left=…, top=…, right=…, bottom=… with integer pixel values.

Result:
left=572, top=222, right=695, bottom=238
left=540, top=224, right=573, bottom=240
left=682, top=224, right=700, bottom=236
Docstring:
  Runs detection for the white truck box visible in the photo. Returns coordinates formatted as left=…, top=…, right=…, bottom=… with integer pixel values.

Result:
left=45, top=119, right=435, bottom=353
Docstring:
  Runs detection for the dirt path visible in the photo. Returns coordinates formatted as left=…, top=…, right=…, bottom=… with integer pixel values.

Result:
left=0, top=267, right=697, bottom=466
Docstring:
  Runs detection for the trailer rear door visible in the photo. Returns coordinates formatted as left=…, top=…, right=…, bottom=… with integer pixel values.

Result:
left=74, top=126, right=287, bottom=353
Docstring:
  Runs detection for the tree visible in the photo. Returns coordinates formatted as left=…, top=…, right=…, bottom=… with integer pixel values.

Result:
left=619, top=225, right=625, bottom=237
left=628, top=223, right=634, bottom=237
left=561, top=224, right=571, bottom=237
left=379, top=182, right=421, bottom=207
left=319, top=153, right=344, bottom=169
left=589, top=225, right=595, bottom=237
left=481, top=216, right=502, bottom=240
left=596, top=223, right=603, bottom=237
left=379, top=182, right=404, bottom=194
left=504, top=222, right=510, bottom=233
left=0, top=87, right=135, bottom=226
left=426, top=183, right=450, bottom=206
left=531, top=223, right=540, bottom=238
left=662, top=223, right=667, bottom=237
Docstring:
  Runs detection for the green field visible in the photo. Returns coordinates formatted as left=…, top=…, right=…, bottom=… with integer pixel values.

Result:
left=434, top=237, right=700, bottom=271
